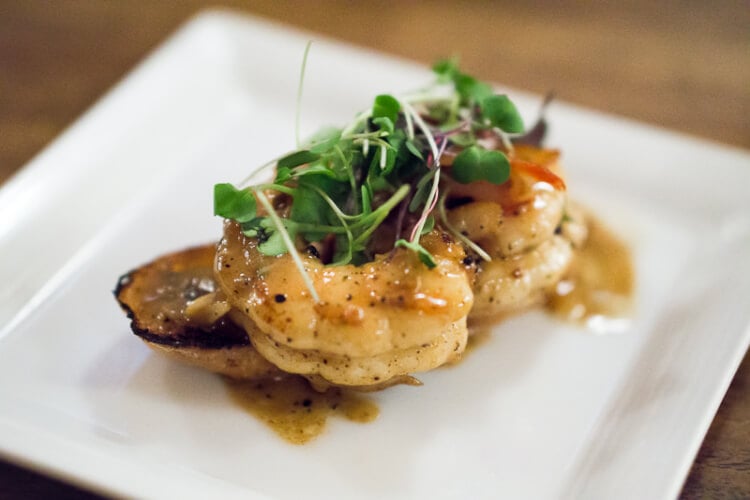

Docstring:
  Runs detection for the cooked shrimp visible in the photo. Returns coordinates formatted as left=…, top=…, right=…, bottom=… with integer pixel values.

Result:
left=215, top=222, right=474, bottom=387
left=442, top=145, right=588, bottom=320
left=468, top=235, right=573, bottom=321
left=444, top=145, right=567, bottom=257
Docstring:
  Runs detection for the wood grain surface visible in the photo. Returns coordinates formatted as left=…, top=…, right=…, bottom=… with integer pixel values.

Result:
left=1, top=1, right=748, bottom=498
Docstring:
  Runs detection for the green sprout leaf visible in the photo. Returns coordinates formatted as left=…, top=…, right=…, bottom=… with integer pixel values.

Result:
left=481, top=94, right=525, bottom=133
left=405, top=138, right=424, bottom=160
left=420, top=215, right=435, bottom=235
left=432, top=58, right=459, bottom=82
left=274, top=166, right=294, bottom=184
left=331, top=233, right=354, bottom=266
left=240, top=217, right=265, bottom=238
left=433, top=58, right=498, bottom=107
left=295, top=164, right=340, bottom=179
left=258, top=218, right=299, bottom=256
left=395, top=238, right=437, bottom=269
left=372, top=94, right=401, bottom=124
left=450, top=146, right=511, bottom=185
left=409, top=168, right=437, bottom=212
left=454, top=73, right=493, bottom=104
left=330, top=141, right=358, bottom=181
left=378, top=128, right=408, bottom=174
left=278, top=150, right=320, bottom=169
left=290, top=184, right=330, bottom=242
left=369, top=141, right=398, bottom=174
left=308, top=127, right=342, bottom=154
left=372, top=116, right=395, bottom=134
left=361, top=184, right=372, bottom=215
left=213, top=183, right=257, bottom=222
left=447, top=132, right=475, bottom=147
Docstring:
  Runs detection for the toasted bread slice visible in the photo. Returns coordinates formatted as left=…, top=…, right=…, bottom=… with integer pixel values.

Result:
left=114, top=244, right=281, bottom=379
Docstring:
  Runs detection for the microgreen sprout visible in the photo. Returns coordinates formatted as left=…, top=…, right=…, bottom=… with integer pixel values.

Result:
left=214, top=54, right=531, bottom=299
left=437, top=191, right=491, bottom=262
left=295, top=41, right=312, bottom=148
left=255, top=189, right=320, bottom=302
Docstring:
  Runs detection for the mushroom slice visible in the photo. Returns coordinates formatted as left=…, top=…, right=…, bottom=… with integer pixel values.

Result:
left=114, top=244, right=281, bottom=380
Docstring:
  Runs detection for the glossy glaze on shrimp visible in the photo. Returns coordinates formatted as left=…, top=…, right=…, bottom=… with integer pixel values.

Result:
left=444, top=145, right=587, bottom=320
left=468, top=212, right=587, bottom=320
left=215, top=222, right=474, bottom=387
left=445, top=145, right=567, bottom=257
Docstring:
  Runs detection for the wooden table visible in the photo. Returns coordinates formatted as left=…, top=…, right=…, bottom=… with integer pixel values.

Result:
left=1, top=2, right=748, bottom=498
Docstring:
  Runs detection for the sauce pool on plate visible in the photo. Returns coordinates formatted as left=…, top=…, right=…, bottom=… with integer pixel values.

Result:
left=547, top=216, right=634, bottom=331
left=230, top=215, right=633, bottom=442
left=225, top=375, right=379, bottom=444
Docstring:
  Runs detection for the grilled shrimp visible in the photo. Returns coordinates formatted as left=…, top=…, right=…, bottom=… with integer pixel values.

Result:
left=215, top=222, right=474, bottom=387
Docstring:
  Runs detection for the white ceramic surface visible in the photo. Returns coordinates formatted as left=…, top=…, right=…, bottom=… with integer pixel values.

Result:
left=0, top=10, right=748, bottom=500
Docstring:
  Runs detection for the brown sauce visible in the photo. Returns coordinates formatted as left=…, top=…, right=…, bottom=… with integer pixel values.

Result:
left=221, top=216, right=632, bottom=442
left=117, top=245, right=218, bottom=334
left=546, top=216, right=634, bottom=329
left=186, top=218, right=630, bottom=444
left=224, top=375, right=379, bottom=445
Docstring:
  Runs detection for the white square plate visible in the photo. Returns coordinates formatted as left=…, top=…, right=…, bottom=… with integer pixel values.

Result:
left=1, top=10, right=748, bottom=500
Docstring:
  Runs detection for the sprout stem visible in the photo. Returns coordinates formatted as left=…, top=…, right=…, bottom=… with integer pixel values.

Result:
left=409, top=137, right=447, bottom=242
left=353, top=184, right=410, bottom=245
left=437, top=191, right=491, bottom=262
left=295, top=41, right=313, bottom=148
left=401, top=101, right=439, bottom=163
left=255, top=189, right=320, bottom=302
left=237, top=158, right=278, bottom=188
